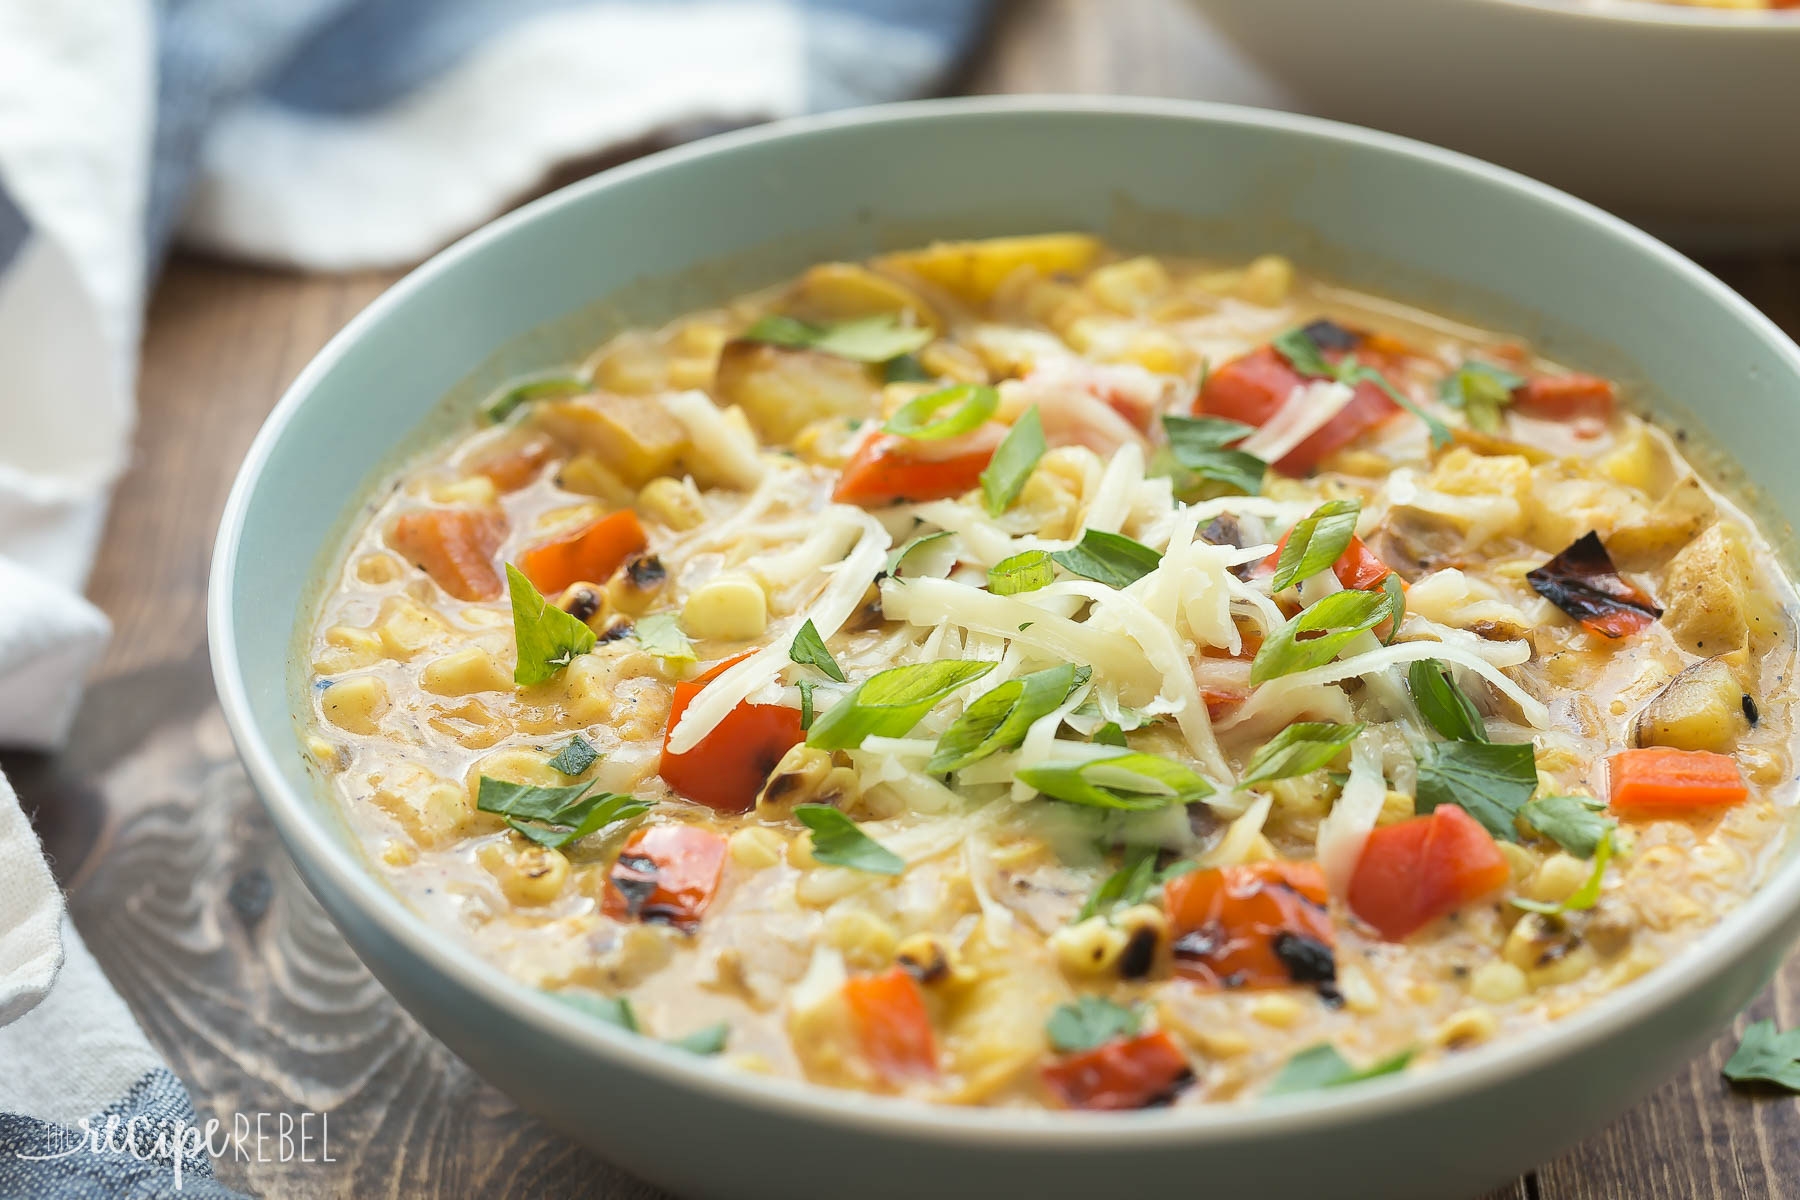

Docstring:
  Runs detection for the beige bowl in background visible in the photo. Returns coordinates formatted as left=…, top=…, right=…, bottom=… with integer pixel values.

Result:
left=1196, top=0, right=1800, bottom=245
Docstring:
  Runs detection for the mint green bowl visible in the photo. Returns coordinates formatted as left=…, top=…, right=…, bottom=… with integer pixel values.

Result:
left=209, top=98, right=1800, bottom=1200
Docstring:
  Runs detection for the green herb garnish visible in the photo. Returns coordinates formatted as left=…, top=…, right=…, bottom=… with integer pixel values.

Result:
left=556, top=993, right=638, bottom=1030
left=1269, top=499, right=1361, bottom=592
left=634, top=612, right=696, bottom=663
left=981, top=406, right=1046, bottom=517
left=789, top=618, right=846, bottom=682
left=884, top=383, right=999, bottom=440
left=1414, top=740, right=1538, bottom=842
left=1724, top=1020, right=1800, bottom=1093
left=885, top=530, right=953, bottom=580
left=742, top=313, right=932, bottom=363
left=508, top=564, right=597, bottom=685
left=1272, top=324, right=1451, bottom=448
left=546, top=734, right=600, bottom=776
left=1267, top=1043, right=1413, bottom=1096
left=927, top=664, right=1088, bottom=773
left=883, top=353, right=933, bottom=383
left=797, top=679, right=817, bottom=731
left=1406, top=658, right=1488, bottom=743
left=1380, top=572, right=1406, bottom=645
left=1051, top=529, right=1163, bottom=589
left=1249, top=588, right=1398, bottom=685
left=477, top=776, right=649, bottom=849
left=482, top=374, right=589, bottom=424
left=669, top=1023, right=730, bottom=1055
left=805, top=660, right=997, bottom=750
left=1161, top=413, right=1265, bottom=496
left=1093, top=722, right=1128, bottom=747
left=1076, top=846, right=1195, bottom=922
left=1237, top=722, right=1365, bottom=790
left=1439, top=361, right=1525, bottom=432
left=1046, top=996, right=1143, bottom=1053
left=1017, top=752, right=1214, bottom=811
left=794, top=804, right=905, bottom=874
left=988, top=549, right=1056, bottom=596
left=1513, top=827, right=1614, bottom=915
left=1519, top=793, right=1614, bottom=859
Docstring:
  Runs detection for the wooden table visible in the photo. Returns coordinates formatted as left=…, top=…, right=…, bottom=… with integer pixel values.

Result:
left=12, top=1, right=1800, bottom=1195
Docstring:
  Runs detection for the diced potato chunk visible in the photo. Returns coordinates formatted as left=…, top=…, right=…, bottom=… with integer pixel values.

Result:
left=713, top=341, right=879, bottom=443
left=681, top=574, right=768, bottom=640
left=874, top=234, right=1103, bottom=304
left=1634, top=656, right=1750, bottom=752
left=784, top=263, right=940, bottom=331
left=370, top=764, right=473, bottom=847
left=322, top=675, right=388, bottom=734
left=1083, top=256, right=1171, bottom=314
left=1661, top=524, right=1751, bottom=655
left=1607, top=474, right=1716, bottom=567
left=534, top=392, right=687, bottom=486
left=421, top=645, right=513, bottom=697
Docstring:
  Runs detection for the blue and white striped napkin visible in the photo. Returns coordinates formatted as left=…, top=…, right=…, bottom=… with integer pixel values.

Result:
left=0, top=2, right=992, bottom=1194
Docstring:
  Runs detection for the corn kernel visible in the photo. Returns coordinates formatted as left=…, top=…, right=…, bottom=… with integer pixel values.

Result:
left=375, top=597, right=448, bottom=660
left=1084, top=256, right=1171, bottom=314
left=681, top=575, right=768, bottom=640
left=429, top=476, right=498, bottom=507
left=380, top=840, right=418, bottom=867
left=1049, top=917, right=1129, bottom=976
left=321, top=675, right=388, bottom=734
left=823, top=906, right=899, bottom=971
left=480, top=840, right=570, bottom=906
left=1434, top=1007, right=1499, bottom=1049
left=1249, top=994, right=1305, bottom=1028
left=1237, top=255, right=1295, bottom=307
left=356, top=553, right=403, bottom=585
left=1525, top=853, right=1592, bottom=905
left=1468, top=961, right=1528, bottom=1004
left=637, top=476, right=705, bottom=530
left=729, top=826, right=786, bottom=869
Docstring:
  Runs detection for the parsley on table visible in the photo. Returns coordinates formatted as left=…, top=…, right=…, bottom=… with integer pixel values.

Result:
left=1724, top=1020, right=1800, bottom=1093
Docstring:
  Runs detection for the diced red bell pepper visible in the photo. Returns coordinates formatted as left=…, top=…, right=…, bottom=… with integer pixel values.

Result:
left=660, top=654, right=803, bottom=813
left=1261, top=531, right=1397, bottom=591
left=1041, top=1029, right=1194, bottom=1111
left=832, top=431, right=997, bottom=506
left=518, top=509, right=647, bottom=597
left=389, top=507, right=506, bottom=601
left=1512, top=373, right=1615, bottom=421
left=843, top=966, right=937, bottom=1082
left=1197, top=346, right=1399, bottom=476
left=601, top=824, right=728, bottom=931
left=1347, top=804, right=1510, bottom=941
left=1608, top=748, right=1747, bottom=815
left=1164, top=860, right=1335, bottom=989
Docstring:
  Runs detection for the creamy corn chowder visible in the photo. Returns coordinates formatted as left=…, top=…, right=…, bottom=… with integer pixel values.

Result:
left=305, top=236, right=1796, bottom=1109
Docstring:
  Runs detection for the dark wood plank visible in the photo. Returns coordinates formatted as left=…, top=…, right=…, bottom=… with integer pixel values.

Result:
left=8, top=1, right=1799, bottom=1196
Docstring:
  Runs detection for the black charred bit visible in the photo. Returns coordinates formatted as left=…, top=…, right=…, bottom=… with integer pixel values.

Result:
left=1300, top=318, right=1362, bottom=353
left=1272, top=931, right=1337, bottom=985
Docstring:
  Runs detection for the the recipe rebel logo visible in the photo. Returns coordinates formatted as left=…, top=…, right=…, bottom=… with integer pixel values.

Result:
left=15, top=1108, right=335, bottom=1190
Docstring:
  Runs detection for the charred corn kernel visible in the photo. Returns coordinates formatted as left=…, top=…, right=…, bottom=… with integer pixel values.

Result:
left=380, top=840, right=417, bottom=867
left=554, top=582, right=610, bottom=630
left=356, top=553, right=403, bottom=585
left=321, top=675, right=388, bottom=734
left=1049, top=917, right=1129, bottom=977
left=1113, top=905, right=1167, bottom=980
left=1434, top=1007, right=1499, bottom=1049
left=313, top=625, right=383, bottom=674
left=681, top=574, right=768, bottom=640
left=1236, top=254, right=1295, bottom=306
left=1376, top=790, right=1415, bottom=826
left=429, top=476, right=498, bottom=507
left=605, top=556, right=667, bottom=617
left=422, top=645, right=513, bottom=696
left=376, top=596, right=448, bottom=660
left=1249, top=994, right=1305, bottom=1029
left=757, top=744, right=859, bottom=815
left=637, top=476, right=705, bottom=530
left=787, top=832, right=818, bottom=870
left=1525, top=853, right=1592, bottom=905
left=1469, top=961, right=1529, bottom=1004
left=729, top=826, right=786, bottom=869
left=823, top=907, right=899, bottom=971
left=1084, top=256, right=1170, bottom=314
left=480, top=841, right=570, bottom=906
left=895, top=933, right=973, bottom=989
left=1528, top=942, right=1598, bottom=989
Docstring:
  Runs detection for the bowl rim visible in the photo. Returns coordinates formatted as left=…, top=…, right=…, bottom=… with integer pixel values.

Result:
left=209, top=93, right=1800, bottom=1147
left=1471, top=0, right=1800, bottom=30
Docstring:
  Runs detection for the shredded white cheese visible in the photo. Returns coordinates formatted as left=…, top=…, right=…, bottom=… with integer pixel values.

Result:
left=1316, top=732, right=1388, bottom=895
left=1237, top=379, right=1354, bottom=464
